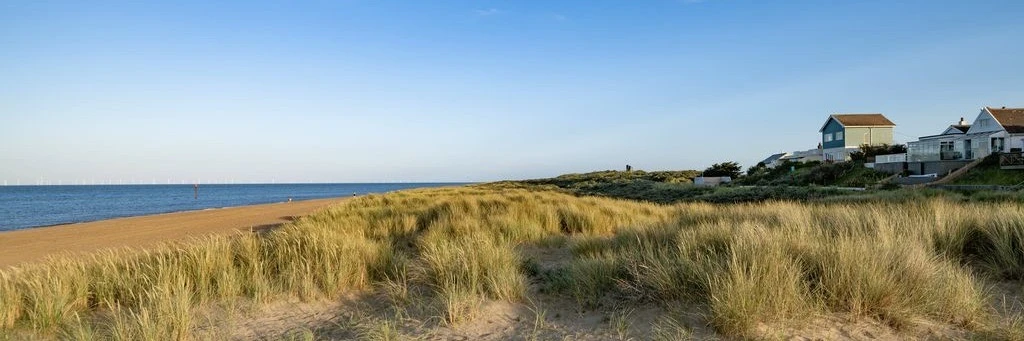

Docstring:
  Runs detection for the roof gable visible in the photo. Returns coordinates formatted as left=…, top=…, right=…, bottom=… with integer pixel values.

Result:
left=832, top=114, right=896, bottom=127
left=818, top=113, right=896, bottom=132
left=986, top=107, right=1024, bottom=133
left=941, top=125, right=970, bottom=135
left=759, top=153, right=788, bottom=165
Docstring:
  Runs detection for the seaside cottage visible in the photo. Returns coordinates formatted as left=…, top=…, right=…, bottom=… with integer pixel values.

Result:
left=758, top=152, right=789, bottom=168
left=818, top=113, right=896, bottom=161
left=906, top=117, right=972, bottom=162
left=778, top=147, right=824, bottom=164
left=907, top=106, right=1024, bottom=170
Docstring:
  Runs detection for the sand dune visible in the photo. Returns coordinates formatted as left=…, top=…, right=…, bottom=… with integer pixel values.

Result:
left=0, top=197, right=345, bottom=267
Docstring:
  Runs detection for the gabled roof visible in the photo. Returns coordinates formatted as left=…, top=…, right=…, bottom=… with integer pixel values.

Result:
left=986, top=107, right=1024, bottom=133
left=819, top=113, right=896, bottom=132
left=759, top=152, right=788, bottom=165
left=942, top=125, right=970, bottom=135
left=949, top=125, right=971, bottom=133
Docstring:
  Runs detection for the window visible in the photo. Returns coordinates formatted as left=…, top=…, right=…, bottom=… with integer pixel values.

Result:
left=824, top=133, right=833, bottom=142
left=992, top=137, right=1005, bottom=152
left=939, top=141, right=958, bottom=160
left=836, top=131, right=844, bottom=140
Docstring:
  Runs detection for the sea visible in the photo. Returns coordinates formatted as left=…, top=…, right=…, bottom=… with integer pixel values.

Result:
left=0, top=183, right=463, bottom=231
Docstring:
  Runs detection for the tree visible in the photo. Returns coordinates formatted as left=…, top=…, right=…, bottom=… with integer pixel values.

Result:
left=746, top=162, right=767, bottom=176
left=703, top=161, right=742, bottom=178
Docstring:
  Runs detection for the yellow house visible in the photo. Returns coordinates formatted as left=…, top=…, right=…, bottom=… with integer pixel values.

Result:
left=818, top=113, right=896, bottom=161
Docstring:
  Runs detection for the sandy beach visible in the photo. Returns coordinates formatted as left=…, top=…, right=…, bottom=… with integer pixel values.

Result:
left=0, top=197, right=346, bottom=267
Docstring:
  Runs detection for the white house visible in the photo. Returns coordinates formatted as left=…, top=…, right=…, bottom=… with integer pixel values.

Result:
left=908, top=107, right=1024, bottom=162
left=906, top=118, right=971, bottom=161
left=758, top=152, right=789, bottom=168
left=778, top=147, right=824, bottom=163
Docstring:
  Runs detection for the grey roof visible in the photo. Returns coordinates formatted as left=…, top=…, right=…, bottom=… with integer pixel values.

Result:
left=759, top=152, right=788, bottom=165
left=949, top=125, right=970, bottom=133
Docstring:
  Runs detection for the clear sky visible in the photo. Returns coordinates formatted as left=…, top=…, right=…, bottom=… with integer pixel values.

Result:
left=2, top=0, right=1023, bottom=183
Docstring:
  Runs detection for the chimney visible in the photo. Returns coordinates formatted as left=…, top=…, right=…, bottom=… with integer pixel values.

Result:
left=959, top=117, right=968, bottom=125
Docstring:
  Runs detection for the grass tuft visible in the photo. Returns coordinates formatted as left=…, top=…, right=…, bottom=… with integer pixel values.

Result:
left=0, top=186, right=1022, bottom=338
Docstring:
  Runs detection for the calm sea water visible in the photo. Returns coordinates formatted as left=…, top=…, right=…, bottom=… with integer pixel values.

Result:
left=0, top=183, right=463, bottom=231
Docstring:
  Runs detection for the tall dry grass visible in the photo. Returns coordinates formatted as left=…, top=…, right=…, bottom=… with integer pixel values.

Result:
left=0, top=186, right=1022, bottom=338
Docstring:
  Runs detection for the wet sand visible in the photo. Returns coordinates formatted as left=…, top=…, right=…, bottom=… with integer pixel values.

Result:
left=0, top=197, right=346, bottom=267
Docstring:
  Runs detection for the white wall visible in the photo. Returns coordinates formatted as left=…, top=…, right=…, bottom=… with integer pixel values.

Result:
left=822, top=147, right=859, bottom=161
left=966, top=108, right=1003, bottom=135
left=875, top=153, right=906, bottom=163
left=1010, top=134, right=1024, bottom=152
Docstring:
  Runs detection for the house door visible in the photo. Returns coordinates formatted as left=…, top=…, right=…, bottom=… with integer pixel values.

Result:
left=964, top=139, right=973, bottom=159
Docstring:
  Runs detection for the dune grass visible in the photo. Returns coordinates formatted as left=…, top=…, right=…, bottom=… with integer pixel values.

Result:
left=1, top=186, right=1023, bottom=338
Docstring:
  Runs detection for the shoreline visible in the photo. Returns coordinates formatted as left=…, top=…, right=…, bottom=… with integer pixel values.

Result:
left=5, top=198, right=308, bottom=232
left=0, top=196, right=349, bottom=268
left=1, top=183, right=469, bottom=232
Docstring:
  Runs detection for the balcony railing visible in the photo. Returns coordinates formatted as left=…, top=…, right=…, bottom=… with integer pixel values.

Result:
left=1000, top=152, right=1024, bottom=170
left=940, top=151, right=962, bottom=160
left=874, top=153, right=907, bottom=164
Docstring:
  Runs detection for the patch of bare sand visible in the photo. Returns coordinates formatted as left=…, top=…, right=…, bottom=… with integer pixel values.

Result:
left=218, top=293, right=712, bottom=340
left=992, top=281, right=1024, bottom=315
left=220, top=294, right=988, bottom=341
left=756, top=316, right=973, bottom=341
left=0, top=197, right=345, bottom=267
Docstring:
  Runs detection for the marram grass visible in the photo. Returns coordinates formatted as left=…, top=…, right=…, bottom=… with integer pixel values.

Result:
left=0, top=186, right=1022, bottom=338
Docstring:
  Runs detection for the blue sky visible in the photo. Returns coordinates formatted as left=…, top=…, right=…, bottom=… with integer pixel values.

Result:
left=2, top=0, right=1023, bottom=183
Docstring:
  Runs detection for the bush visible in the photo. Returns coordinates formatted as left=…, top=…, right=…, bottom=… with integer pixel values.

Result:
left=850, top=144, right=907, bottom=162
left=703, top=162, right=742, bottom=179
left=737, top=160, right=887, bottom=187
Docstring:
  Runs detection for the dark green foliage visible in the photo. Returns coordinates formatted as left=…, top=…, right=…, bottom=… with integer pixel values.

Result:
left=814, top=187, right=1024, bottom=204
left=952, top=153, right=1024, bottom=186
left=498, top=166, right=1024, bottom=205
left=522, top=170, right=701, bottom=189
left=571, top=180, right=715, bottom=204
left=500, top=176, right=859, bottom=204
left=804, top=162, right=872, bottom=186
left=849, top=144, right=907, bottom=162
left=703, top=162, right=742, bottom=178
left=979, top=152, right=1002, bottom=167
left=746, top=162, right=767, bottom=176
left=688, top=186, right=853, bottom=203
left=966, top=190, right=1024, bottom=203
left=738, top=161, right=888, bottom=187
left=741, top=160, right=810, bottom=183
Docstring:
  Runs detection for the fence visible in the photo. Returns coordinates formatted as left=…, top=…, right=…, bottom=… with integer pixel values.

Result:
left=1000, top=152, right=1024, bottom=170
left=873, top=153, right=906, bottom=164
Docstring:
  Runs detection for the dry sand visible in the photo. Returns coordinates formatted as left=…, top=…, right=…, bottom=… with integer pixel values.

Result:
left=0, top=197, right=346, bottom=267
